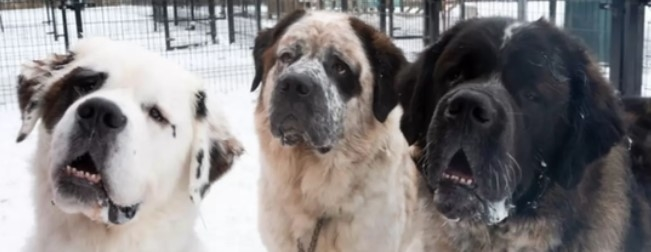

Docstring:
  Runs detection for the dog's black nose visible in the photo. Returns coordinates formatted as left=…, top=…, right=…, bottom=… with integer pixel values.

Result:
left=277, top=74, right=314, bottom=97
left=445, top=89, right=496, bottom=126
left=77, top=98, right=127, bottom=133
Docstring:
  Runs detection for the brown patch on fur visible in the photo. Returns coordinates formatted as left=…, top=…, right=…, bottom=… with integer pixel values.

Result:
left=17, top=53, right=75, bottom=115
left=349, top=16, right=407, bottom=122
left=250, top=9, right=306, bottom=92
left=17, top=75, right=40, bottom=114
left=208, top=138, right=245, bottom=183
left=40, top=67, right=86, bottom=130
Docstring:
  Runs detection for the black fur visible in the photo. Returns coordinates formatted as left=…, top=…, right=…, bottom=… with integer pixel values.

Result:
left=398, top=16, right=649, bottom=249
left=349, top=16, right=407, bottom=122
left=397, top=17, right=493, bottom=146
left=42, top=67, right=108, bottom=131
left=195, top=149, right=204, bottom=179
left=323, top=48, right=361, bottom=100
left=195, top=91, right=207, bottom=119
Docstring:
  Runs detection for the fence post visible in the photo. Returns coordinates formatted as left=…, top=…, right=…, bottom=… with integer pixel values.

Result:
left=379, top=0, right=387, bottom=33
left=388, top=0, right=394, bottom=37
left=209, top=0, right=218, bottom=44
left=621, top=0, right=644, bottom=96
left=423, top=0, right=440, bottom=45
left=460, top=0, right=465, bottom=20
left=60, top=0, right=70, bottom=50
left=342, top=0, right=348, bottom=11
left=255, top=0, right=262, bottom=31
left=71, top=0, right=84, bottom=38
left=517, top=0, right=526, bottom=21
left=190, top=0, right=195, bottom=21
left=50, top=0, right=59, bottom=41
left=44, top=0, right=52, bottom=24
left=173, top=0, right=179, bottom=26
left=227, top=0, right=235, bottom=43
left=549, top=0, right=556, bottom=25
left=162, top=0, right=172, bottom=50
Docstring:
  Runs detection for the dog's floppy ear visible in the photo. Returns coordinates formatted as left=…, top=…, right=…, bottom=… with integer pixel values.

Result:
left=251, top=9, right=306, bottom=92
left=397, top=21, right=469, bottom=145
left=541, top=20, right=625, bottom=189
left=349, top=17, right=407, bottom=123
left=16, top=53, right=75, bottom=143
left=189, top=91, right=244, bottom=203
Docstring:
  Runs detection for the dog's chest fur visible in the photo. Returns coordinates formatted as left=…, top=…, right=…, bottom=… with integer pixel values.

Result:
left=256, top=111, right=420, bottom=252
left=430, top=146, right=638, bottom=252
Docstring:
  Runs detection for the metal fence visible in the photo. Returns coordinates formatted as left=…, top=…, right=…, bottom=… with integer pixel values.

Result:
left=1, top=0, right=650, bottom=109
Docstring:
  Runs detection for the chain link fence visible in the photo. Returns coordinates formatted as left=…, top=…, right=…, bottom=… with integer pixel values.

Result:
left=1, top=0, right=649, bottom=109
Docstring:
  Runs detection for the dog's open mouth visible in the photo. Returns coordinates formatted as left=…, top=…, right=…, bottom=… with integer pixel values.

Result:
left=66, top=153, right=102, bottom=184
left=59, top=152, right=140, bottom=225
left=441, top=150, right=476, bottom=187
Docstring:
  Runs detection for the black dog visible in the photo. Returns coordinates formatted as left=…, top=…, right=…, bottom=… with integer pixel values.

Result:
left=398, top=17, right=651, bottom=251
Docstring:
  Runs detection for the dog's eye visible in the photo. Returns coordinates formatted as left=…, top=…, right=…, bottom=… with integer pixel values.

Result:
left=523, top=90, right=540, bottom=102
left=279, top=53, right=294, bottom=64
left=74, top=76, right=102, bottom=95
left=333, top=62, right=348, bottom=75
left=148, top=107, right=167, bottom=123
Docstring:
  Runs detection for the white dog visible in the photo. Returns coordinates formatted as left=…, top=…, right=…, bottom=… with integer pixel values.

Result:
left=15, top=37, right=243, bottom=252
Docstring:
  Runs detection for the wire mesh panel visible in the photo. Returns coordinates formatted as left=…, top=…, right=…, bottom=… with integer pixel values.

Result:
left=644, top=6, right=651, bottom=96
left=0, top=0, right=641, bottom=109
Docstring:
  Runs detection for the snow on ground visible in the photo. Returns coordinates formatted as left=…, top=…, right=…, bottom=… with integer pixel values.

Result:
left=0, top=87, right=267, bottom=251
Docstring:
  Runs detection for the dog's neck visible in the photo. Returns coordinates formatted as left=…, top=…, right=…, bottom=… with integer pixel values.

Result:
left=257, top=108, right=409, bottom=214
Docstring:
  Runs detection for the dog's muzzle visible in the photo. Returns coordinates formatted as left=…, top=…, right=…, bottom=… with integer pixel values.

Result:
left=269, top=73, right=338, bottom=153
left=54, top=97, right=140, bottom=225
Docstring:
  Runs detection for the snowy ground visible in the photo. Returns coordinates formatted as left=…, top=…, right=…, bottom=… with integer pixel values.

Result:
left=0, top=87, right=267, bottom=251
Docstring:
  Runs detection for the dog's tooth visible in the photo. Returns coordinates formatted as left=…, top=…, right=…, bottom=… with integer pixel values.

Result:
left=451, top=175, right=459, bottom=181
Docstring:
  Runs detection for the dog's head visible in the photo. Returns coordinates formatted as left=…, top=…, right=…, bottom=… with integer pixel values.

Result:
left=399, top=17, right=624, bottom=225
left=251, top=10, right=407, bottom=153
left=16, top=38, right=243, bottom=225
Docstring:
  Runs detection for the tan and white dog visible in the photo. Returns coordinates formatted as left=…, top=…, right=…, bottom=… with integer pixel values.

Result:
left=251, top=10, right=425, bottom=252
left=16, top=38, right=243, bottom=252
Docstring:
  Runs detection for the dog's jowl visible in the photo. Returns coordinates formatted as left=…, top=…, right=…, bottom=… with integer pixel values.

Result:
left=16, top=37, right=243, bottom=252
left=397, top=17, right=651, bottom=251
left=251, top=10, right=426, bottom=252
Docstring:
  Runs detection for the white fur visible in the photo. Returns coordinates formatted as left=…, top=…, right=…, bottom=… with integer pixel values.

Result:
left=486, top=197, right=512, bottom=225
left=501, top=22, right=524, bottom=48
left=19, top=37, right=241, bottom=252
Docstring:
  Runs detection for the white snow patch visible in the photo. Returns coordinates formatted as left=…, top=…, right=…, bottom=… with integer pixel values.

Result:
left=486, top=197, right=511, bottom=225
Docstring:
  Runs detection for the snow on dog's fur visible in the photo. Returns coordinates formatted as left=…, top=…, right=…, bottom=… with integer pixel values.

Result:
left=251, top=10, right=426, bottom=252
left=16, top=37, right=243, bottom=252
